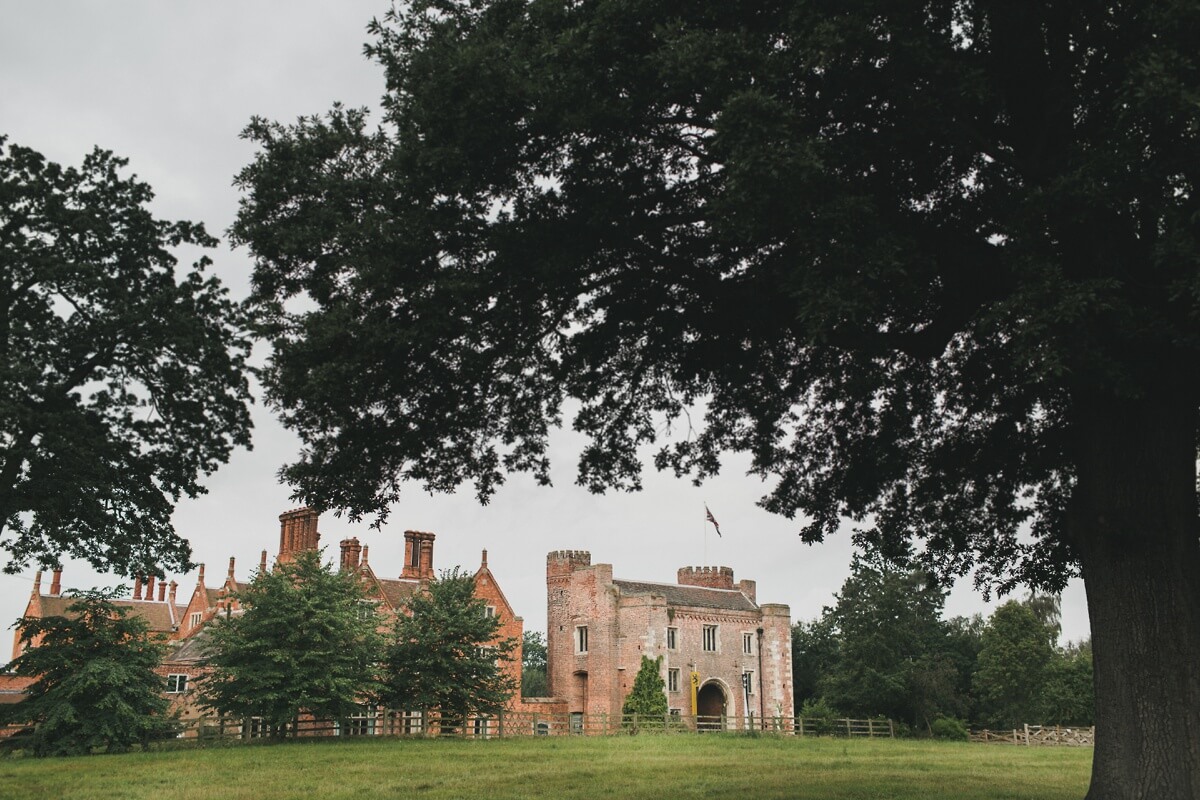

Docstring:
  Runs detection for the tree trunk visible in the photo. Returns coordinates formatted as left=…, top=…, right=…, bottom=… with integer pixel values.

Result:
left=1071, top=393, right=1200, bottom=799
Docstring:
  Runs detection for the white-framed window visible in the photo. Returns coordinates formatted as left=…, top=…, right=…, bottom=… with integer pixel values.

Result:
left=357, top=600, right=377, bottom=621
left=702, top=624, right=718, bottom=652
left=343, top=706, right=377, bottom=736
left=165, top=673, right=189, bottom=693
left=668, top=668, right=680, bottom=693
left=189, top=611, right=203, bottom=630
left=743, top=670, right=755, bottom=696
left=400, top=710, right=424, bottom=735
left=485, top=605, right=496, bottom=618
left=576, top=625, right=589, bottom=654
left=743, top=632, right=754, bottom=654
left=473, top=715, right=492, bottom=738
left=666, top=626, right=678, bottom=650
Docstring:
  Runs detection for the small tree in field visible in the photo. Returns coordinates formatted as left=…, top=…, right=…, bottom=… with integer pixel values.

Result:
left=622, top=656, right=668, bottom=732
left=380, top=569, right=516, bottom=730
left=199, top=549, right=382, bottom=735
left=0, top=589, right=173, bottom=755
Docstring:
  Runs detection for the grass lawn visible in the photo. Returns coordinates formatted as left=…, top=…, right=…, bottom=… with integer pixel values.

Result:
left=0, top=735, right=1091, bottom=800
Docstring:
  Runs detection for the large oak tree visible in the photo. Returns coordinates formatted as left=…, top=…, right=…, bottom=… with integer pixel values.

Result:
left=232, top=3, right=1200, bottom=796
left=1, top=139, right=253, bottom=576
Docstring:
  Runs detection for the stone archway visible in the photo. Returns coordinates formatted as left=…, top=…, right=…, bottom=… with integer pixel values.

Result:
left=696, top=681, right=727, bottom=730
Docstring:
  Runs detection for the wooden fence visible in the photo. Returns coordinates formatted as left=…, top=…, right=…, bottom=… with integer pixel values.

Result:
left=0, top=711, right=896, bottom=748
left=161, top=711, right=894, bottom=742
left=970, top=724, right=1095, bottom=747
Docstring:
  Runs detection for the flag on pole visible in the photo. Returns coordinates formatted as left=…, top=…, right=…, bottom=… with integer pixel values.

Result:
left=705, top=505, right=721, bottom=537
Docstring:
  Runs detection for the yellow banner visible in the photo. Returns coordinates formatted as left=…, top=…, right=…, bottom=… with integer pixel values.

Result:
left=690, top=671, right=700, bottom=716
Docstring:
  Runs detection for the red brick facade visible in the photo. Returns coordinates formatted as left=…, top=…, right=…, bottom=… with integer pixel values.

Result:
left=541, top=551, right=793, bottom=726
left=5, top=508, right=527, bottom=720
left=4, top=513, right=794, bottom=730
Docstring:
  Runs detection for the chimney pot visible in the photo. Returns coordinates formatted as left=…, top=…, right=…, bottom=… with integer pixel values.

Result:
left=50, top=569, right=61, bottom=596
left=158, top=581, right=167, bottom=602
left=133, top=575, right=143, bottom=600
left=32, top=570, right=42, bottom=594
left=145, top=574, right=156, bottom=598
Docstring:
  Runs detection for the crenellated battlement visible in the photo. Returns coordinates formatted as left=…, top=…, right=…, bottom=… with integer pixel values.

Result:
left=546, top=550, right=591, bottom=577
left=677, top=565, right=735, bottom=590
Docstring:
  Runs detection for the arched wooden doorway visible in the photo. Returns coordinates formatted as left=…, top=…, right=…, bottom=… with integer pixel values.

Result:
left=696, top=681, right=726, bottom=730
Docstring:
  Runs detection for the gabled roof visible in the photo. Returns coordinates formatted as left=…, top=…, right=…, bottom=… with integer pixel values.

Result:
left=474, top=557, right=517, bottom=618
left=167, top=629, right=213, bottom=664
left=32, top=595, right=185, bottom=634
left=374, top=578, right=421, bottom=610
left=612, top=580, right=758, bottom=613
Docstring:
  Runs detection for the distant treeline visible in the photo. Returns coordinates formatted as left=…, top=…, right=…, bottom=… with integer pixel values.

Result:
left=792, top=553, right=1093, bottom=735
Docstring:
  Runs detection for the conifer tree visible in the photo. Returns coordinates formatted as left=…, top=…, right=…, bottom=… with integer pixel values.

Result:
left=622, top=655, right=668, bottom=731
left=0, top=589, right=173, bottom=755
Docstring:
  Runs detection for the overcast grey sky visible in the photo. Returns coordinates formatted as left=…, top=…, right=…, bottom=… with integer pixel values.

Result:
left=0, top=2, right=1090, bottom=646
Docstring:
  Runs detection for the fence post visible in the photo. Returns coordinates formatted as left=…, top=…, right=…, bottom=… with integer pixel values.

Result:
left=888, top=719, right=894, bottom=738
left=845, top=718, right=851, bottom=737
left=1024, top=723, right=1030, bottom=746
left=868, top=719, right=874, bottom=737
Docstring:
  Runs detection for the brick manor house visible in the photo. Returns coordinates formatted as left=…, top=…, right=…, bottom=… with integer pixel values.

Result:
left=3, top=509, right=793, bottom=731
left=3, top=507, right=524, bottom=726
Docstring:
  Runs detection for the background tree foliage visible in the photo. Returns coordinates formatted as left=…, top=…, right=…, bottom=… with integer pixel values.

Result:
left=520, top=630, right=548, bottom=698
left=380, top=569, right=517, bottom=725
left=0, top=138, right=253, bottom=577
left=811, top=554, right=971, bottom=730
left=793, top=573, right=1093, bottom=732
left=199, top=550, right=382, bottom=734
left=0, top=589, right=174, bottom=755
left=233, top=2, right=1200, bottom=793
left=972, top=601, right=1057, bottom=729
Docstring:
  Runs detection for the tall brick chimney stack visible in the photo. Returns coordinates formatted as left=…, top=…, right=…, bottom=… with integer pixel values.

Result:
left=227, top=557, right=236, bottom=582
left=259, top=550, right=268, bottom=576
left=277, top=507, right=320, bottom=564
left=400, top=531, right=436, bottom=580
left=158, top=581, right=167, bottom=602
left=50, top=569, right=61, bottom=596
left=340, top=537, right=363, bottom=573
left=32, top=570, right=41, bottom=595
left=145, top=574, right=156, bottom=600
left=133, top=575, right=143, bottom=600
left=168, top=580, right=178, bottom=606
left=677, top=566, right=735, bottom=590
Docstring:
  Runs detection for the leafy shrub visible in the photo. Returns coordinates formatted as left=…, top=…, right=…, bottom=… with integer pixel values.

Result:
left=799, top=698, right=842, bottom=736
left=930, top=717, right=969, bottom=740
